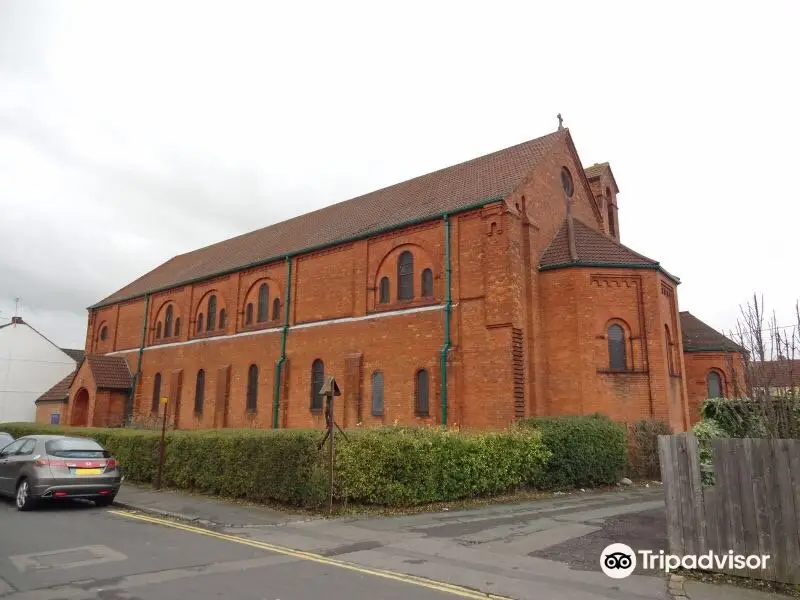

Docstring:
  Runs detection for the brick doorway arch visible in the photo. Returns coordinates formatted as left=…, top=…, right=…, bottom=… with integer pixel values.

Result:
left=71, top=388, right=90, bottom=426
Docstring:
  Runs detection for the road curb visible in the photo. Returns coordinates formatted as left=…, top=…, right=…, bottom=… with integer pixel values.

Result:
left=112, top=500, right=211, bottom=525
left=667, top=574, right=688, bottom=599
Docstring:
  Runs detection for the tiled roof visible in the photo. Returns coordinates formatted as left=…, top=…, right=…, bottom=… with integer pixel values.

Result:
left=93, top=130, right=566, bottom=308
left=61, top=348, right=85, bottom=363
left=749, top=360, right=800, bottom=388
left=584, top=163, right=609, bottom=179
left=679, top=311, right=745, bottom=353
left=539, top=218, right=661, bottom=269
left=35, top=371, right=76, bottom=404
left=86, top=355, right=132, bottom=390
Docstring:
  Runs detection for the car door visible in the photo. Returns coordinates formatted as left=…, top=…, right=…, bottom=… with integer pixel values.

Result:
left=0, top=440, right=25, bottom=495
left=6, top=439, right=37, bottom=487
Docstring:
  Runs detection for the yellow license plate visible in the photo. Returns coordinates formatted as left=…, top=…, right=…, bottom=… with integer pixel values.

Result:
left=75, top=468, right=103, bottom=475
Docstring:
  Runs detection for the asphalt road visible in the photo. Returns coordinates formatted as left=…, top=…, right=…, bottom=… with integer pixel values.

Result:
left=0, top=498, right=476, bottom=600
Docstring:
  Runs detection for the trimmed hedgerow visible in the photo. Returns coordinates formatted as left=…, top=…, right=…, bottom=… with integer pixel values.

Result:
left=335, top=426, right=551, bottom=505
left=518, top=414, right=627, bottom=489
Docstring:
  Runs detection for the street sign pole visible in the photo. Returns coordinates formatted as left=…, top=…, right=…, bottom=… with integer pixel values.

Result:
left=154, top=396, right=168, bottom=490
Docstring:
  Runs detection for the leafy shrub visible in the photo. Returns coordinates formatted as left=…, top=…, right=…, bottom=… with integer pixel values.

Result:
left=627, top=419, right=672, bottom=480
left=692, top=419, right=726, bottom=485
left=336, top=426, right=550, bottom=505
left=518, top=415, right=627, bottom=489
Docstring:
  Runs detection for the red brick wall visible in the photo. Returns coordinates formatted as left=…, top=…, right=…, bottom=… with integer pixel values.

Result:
left=35, top=402, right=64, bottom=424
left=76, top=135, right=693, bottom=431
left=684, top=351, right=747, bottom=426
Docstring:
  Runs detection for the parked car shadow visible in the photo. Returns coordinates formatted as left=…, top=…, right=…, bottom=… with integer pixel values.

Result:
left=0, top=495, right=100, bottom=511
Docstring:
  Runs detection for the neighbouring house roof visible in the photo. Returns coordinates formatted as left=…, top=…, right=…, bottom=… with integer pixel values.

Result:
left=35, top=371, right=76, bottom=404
left=83, top=355, right=133, bottom=390
left=60, top=348, right=85, bottom=363
left=92, top=130, right=569, bottom=308
left=679, top=311, right=745, bottom=353
left=538, top=217, right=678, bottom=281
left=749, top=360, right=800, bottom=388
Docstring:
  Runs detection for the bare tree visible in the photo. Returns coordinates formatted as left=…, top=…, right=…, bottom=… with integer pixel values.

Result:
left=726, top=294, right=799, bottom=438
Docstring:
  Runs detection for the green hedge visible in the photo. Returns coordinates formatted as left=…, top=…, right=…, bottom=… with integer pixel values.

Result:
left=518, top=414, right=627, bottom=489
left=2, top=416, right=622, bottom=506
left=336, top=426, right=551, bottom=505
left=627, top=419, right=672, bottom=480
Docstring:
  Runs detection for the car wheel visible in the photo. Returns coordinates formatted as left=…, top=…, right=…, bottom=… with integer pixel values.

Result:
left=15, top=479, right=37, bottom=511
left=94, top=495, right=116, bottom=507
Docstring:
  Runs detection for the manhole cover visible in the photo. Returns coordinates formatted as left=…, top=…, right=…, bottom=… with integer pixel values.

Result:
left=10, top=545, right=127, bottom=572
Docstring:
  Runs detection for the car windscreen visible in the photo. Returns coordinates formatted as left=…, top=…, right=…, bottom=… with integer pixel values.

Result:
left=0, top=434, right=13, bottom=449
left=45, top=439, right=109, bottom=458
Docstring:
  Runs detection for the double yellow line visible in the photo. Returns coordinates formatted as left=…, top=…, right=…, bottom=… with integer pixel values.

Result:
left=109, top=510, right=515, bottom=599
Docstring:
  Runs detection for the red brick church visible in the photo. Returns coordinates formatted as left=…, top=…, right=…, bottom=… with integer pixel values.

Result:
left=36, top=126, right=746, bottom=432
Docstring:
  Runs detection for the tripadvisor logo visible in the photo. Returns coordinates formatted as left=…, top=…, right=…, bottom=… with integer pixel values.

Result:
left=600, top=543, right=770, bottom=579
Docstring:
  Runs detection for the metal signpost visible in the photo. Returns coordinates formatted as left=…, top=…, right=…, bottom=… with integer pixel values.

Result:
left=317, top=376, right=346, bottom=514
left=154, top=396, right=169, bottom=490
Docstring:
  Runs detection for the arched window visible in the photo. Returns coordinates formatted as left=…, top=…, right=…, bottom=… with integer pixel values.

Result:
left=371, top=371, right=384, bottom=416
left=164, top=305, right=173, bottom=338
left=607, top=324, right=627, bottom=370
left=707, top=371, right=723, bottom=399
left=560, top=166, right=574, bottom=197
left=197, top=314, right=204, bottom=334
left=174, top=318, right=181, bottom=337
left=379, top=277, right=390, bottom=304
left=310, top=359, right=324, bottom=411
left=155, top=322, right=162, bottom=339
left=100, top=326, right=108, bottom=341
left=207, top=295, right=217, bottom=330
left=219, top=309, right=227, bottom=329
left=194, top=369, right=205, bottom=414
left=665, top=324, right=675, bottom=375
left=272, top=297, right=281, bottom=321
left=246, top=364, right=258, bottom=413
left=415, top=369, right=429, bottom=416
left=258, top=284, right=269, bottom=322
left=151, top=372, right=161, bottom=413
left=245, top=303, right=254, bottom=325
left=422, top=269, right=433, bottom=298
left=398, top=251, right=414, bottom=301
left=606, top=190, right=616, bottom=236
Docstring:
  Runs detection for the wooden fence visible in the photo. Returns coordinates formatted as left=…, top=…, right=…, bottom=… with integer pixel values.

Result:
left=658, top=433, right=800, bottom=584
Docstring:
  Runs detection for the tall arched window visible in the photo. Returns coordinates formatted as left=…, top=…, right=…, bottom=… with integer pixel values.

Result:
left=398, top=251, right=414, bottom=301
left=197, top=313, right=204, bottom=334
left=151, top=372, right=162, bottom=413
left=246, top=364, right=259, bottom=413
left=665, top=324, right=675, bottom=375
left=310, top=359, right=324, bottom=411
left=174, top=318, right=181, bottom=337
left=422, top=269, right=433, bottom=298
left=371, top=371, right=384, bottom=416
left=606, top=189, right=616, bottom=236
left=415, top=369, right=429, bottom=416
left=607, top=324, right=627, bottom=370
left=379, top=277, right=390, bottom=304
left=155, top=322, right=162, bottom=339
left=245, top=303, right=254, bottom=325
left=258, top=284, right=269, bottom=322
left=707, top=371, right=723, bottom=399
left=164, top=305, right=173, bottom=338
left=194, top=369, right=205, bottom=415
left=272, top=298, right=281, bottom=321
left=100, top=326, right=108, bottom=341
left=207, top=295, right=217, bottom=330
left=219, top=309, right=227, bottom=329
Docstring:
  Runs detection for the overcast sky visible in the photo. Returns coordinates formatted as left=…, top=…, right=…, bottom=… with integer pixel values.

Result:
left=1, top=1, right=797, bottom=350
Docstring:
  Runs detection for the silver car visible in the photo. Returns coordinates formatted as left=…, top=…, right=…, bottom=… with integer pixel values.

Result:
left=0, top=435, right=122, bottom=511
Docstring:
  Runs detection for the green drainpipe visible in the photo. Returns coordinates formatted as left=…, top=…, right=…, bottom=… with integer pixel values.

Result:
left=272, top=256, right=293, bottom=428
left=127, top=292, right=151, bottom=420
left=440, top=214, right=452, bottom=427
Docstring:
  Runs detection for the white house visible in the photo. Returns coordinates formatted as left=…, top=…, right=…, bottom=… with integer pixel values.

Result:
left=0, top=317, right=83, bottom=423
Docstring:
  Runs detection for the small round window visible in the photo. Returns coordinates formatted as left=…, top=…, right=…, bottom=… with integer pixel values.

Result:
left=560, top=167, right=574, bottom=198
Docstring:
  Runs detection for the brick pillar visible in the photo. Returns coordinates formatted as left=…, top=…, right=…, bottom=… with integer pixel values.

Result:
left=344, top=353, right=363, bottom=427
left=170, top=369, right=183, bottom=429
left=214, top=365, right=231, bottom=428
